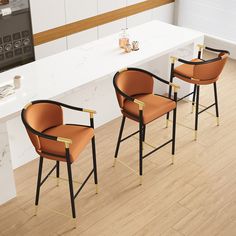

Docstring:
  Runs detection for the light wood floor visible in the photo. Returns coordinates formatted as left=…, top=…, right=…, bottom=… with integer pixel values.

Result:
left=1, top=54, right=236, bottom=236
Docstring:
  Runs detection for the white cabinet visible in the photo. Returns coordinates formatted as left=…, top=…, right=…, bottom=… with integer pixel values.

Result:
left=127, top=0, right=151, bottom=28
left=30, top=0, right=67, bottom=59
left=65, top=0, right=97, bottom=23
left=98, top=0, right=126, bottom=38
left=34, top=38, right=67, bottom=60
left=67, top=28, right=98, bottom=49
left=65, top=0, right=98, bottom=49
left=98, top=19, right=126, bottom=38
left=152, top=3, right=175, bottom=24
left=29, top=0, right=66, bottom=33
left=98, top=0, right=125, bottom=14
left=127, top=1, right=174, bottom=29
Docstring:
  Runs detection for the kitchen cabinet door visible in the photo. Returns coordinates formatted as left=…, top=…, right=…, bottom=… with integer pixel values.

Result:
left=34, top=38, right=67, bottom=60
left=152, top=3, right=174, bottom=24
left=29, top=0, right=66, bottom=33
left=30, top=0, right=67, bottom=59
left=65, top=0, right=98, bottom=48
left=98, top=0, right=126, bottom=38
left=126, top=0, right=152, bottom=28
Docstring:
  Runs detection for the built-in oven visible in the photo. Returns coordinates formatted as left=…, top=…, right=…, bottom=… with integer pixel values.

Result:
left=0, top=0, right=35, bottom=72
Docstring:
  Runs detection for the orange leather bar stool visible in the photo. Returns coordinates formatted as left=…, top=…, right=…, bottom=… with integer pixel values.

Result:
left=21, top=100, right=98, bottom=228
left=113, top=68, right=180, bottom=184
left=167, top=46, right=229, bottom=140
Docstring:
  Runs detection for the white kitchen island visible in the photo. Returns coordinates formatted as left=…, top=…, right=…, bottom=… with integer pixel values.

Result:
left=0, top=20, right=204, bottom=204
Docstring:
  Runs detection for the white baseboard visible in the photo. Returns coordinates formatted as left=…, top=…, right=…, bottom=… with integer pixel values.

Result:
left=204, top=34, right=236, bottom=59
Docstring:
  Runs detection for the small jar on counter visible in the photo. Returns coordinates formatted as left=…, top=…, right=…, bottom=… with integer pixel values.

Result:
left=124, top=43, right=132, bottom=53
left=132, top=41, right=139, bottom=51
left=119, top=28, right=129, bottom=49
left=13, top=75, right=22, bottom=89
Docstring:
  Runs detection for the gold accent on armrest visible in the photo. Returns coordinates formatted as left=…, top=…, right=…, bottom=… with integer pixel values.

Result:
left=197, top=44, right=204, bottom=50
left=83, top=108, right=96, bottom=114
left=134, top=99, right=145, bottom=110
left=169, top=83, right=180, bottom=92
left=83, top=108, right=96, bottom=118
left=119, top=68, right=128, bottom=73
left=57, top=137, right=72, bottom=148
left=221, top=53, right=229, bottom=59
left=24, top=102, right=32, bottom=110
left=170, top=56, right=178, bottom=64
left=191, top=78, right=200, bottom=82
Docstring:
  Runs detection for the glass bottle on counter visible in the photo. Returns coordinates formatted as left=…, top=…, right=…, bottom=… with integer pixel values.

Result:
left=119, top=28, right=129, bottom=49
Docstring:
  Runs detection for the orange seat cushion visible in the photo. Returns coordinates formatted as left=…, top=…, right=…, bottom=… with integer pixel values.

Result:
left=174, top=59, right=218, bottom=85
left=122, top=94, right=176, bottom=124
left=38, top=125, right=94, bottom=163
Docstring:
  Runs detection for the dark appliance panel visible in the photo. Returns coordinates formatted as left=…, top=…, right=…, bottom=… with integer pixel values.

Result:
left=0, top=0, right=35, bottom=72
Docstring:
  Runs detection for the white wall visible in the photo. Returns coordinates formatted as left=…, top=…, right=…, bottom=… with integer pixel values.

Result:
left=30, top=0, right=175, bottom=59
left=175, top=0, right=236, bottom=58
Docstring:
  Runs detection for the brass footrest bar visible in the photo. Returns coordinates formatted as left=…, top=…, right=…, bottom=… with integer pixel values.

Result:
left=168, top=119, right=195, bottom=131
left=132, top=136, right=156, bottom=149
left=35, top=205, right=77, bottom=228
left=186, top=100, right=216, bottom=117
left=49, top=176, right=89, bottom=185
left=74, top=169, right=94, bottom=200
left=143, top=139, right=173, bottom=159
left=37, top=205, right=72, bottom=219
left=115, top=159, right=139, bottom=177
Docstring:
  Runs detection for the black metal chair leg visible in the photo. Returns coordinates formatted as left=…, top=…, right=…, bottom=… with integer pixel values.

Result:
left=35, top=156, right=43, bottom=216
left=142, top=125, right=146, bottom=142
left=66, top=149, right=76, bottom=226
left=213, top=82, right=220, bottom=126
left=56, top=161, right=60, bottom=186
left=139, top=112, right=143, bottom=185
left=113, top=116, right=126, bottom=166
left=194, top=85, right=200, bottom=140
left=172, top=107, right=177, bottom=164
left=91, top=136, right=98, bottom=193
left=166, top=63, right=175, bottom=127
left=192, top=85, right=197, bottom=113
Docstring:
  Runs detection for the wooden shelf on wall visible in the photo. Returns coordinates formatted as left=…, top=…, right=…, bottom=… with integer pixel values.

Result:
left=33, top=0, right=174, bottom=46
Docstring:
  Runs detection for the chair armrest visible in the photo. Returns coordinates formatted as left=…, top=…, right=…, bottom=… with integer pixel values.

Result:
left=30, top=100, right=96, bottom=115
left=197, top=45, right=230, bottom=55
left=170, top=56, right=218, bottom=65
left=126, top=67, right=170, bottom=86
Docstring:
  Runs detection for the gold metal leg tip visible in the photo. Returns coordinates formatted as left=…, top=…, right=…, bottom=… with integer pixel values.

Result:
left=191, top=105, right=194, bottom=113
left=172, top=155, right=175, bottom=165
left=73, top=218, right=77, bottom=229
left=112, top=158, right=117, bottom=167
left=95, top=184, right=98, bottom=194
left=34, top=206, right=38, bottom=216
left=194, top=131, right=198, bottom=141
left=217, top=117, right=220, bottom=126
left=139, top=176, right=143, bottom=185
left=166, top=119, right=169, bottom=128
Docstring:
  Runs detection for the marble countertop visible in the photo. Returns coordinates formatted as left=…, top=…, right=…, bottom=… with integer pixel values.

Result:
left=0, top=20, right=204, bottom=122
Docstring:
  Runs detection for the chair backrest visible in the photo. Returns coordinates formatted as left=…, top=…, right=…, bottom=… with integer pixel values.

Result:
left=22, top=102, right=63, bottom=150
left=114, top=69, right=154, bottom=108
left=193, top=53, right=228, bottom=81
